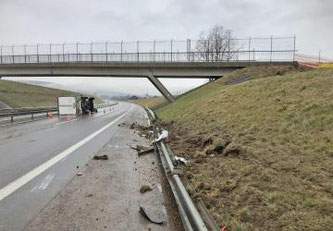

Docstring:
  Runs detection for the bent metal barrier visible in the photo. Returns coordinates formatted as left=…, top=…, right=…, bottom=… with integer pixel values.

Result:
left=0, top=36, right=296, bottom=64
left=0, top=107, right=58, bottom=123
left=0, top=103, right=117, bottom=123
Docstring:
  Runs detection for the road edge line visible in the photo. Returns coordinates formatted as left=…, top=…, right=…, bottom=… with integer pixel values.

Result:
left=0, top=105, right=133, bottom=203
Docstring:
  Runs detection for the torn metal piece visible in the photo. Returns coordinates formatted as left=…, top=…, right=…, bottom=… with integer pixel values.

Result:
left=139, top=206, right=165, bottom=225
left=138, top=147, right=154, bottom=156
left=131, top=145, right=154, bottom=156
left=175, top=156, right=189, bottom=166
left=151, top=130, right=168, bottom=144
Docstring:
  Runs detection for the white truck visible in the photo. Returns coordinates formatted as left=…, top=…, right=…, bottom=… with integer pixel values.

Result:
left=57, top=97, right=79, bottom=116
left=57, top=96, right=97, bottom=116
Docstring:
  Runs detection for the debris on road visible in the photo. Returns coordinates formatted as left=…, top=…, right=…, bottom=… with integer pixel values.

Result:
left=174, top=156, right=189, bottom=166
left=93, top=154, right=109, bottom=160
left=139, top=206, right=165, bottom=225
left=131, top=145, right=154, bottom=156
left=138, top=147, right=154, bottom=156
left=118, top=122, right=126, bottom=127
left=140, top=185, right=152, bottom=193
left=151, top=130, right=168, bottom=144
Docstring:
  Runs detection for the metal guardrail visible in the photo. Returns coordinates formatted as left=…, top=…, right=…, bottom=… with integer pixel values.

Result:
left=0, top=107, right=58, bottom=122
left=146, top=108, right=208, bottom=231
left=0, top=103, right=118, bottom=123
left=96, top=102, right=118, bottom=109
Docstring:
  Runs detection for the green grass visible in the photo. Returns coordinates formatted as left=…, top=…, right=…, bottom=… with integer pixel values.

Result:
left=155, top=65, right=333, bottom=230
left=0, top=79, right=103, bottom=108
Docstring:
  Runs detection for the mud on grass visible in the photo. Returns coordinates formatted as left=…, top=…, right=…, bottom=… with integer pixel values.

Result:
left=156, top=67, right=333, bottom=231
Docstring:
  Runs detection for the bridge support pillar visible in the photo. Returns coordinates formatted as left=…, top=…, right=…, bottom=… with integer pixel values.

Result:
left=147, top=74, right=175, bottom=103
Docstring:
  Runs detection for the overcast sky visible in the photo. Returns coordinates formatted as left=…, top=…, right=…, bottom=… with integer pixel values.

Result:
left=1, top=0, right=332, bottom=95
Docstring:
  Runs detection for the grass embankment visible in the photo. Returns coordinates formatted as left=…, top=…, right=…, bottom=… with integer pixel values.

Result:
left=155, top=65, right=333, bottom=230
left=0, top=79, right=103, bottom=108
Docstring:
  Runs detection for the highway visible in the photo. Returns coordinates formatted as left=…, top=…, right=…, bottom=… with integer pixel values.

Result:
left=0, top=102, right=149, bottom=230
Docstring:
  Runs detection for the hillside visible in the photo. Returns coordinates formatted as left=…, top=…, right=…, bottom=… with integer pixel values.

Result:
left=0, top=79, right=103, bottom=108
left=154, top=65, right=333, bottom=230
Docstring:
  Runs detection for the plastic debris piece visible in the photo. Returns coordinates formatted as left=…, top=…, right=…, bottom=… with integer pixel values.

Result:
left=139, top=206, right=165, bottom=225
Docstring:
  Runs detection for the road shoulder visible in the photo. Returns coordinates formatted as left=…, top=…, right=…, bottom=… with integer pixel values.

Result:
left=26, top=116, right=183, bottom=231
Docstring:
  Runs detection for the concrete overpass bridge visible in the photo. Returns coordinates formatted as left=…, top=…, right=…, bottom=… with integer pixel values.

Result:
left=0, top=37, right=296, bottom=102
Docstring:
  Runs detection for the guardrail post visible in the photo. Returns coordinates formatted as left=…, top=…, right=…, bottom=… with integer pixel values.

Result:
left=31, top=112, right=34, bottom=119
left=24, top=44, right=27, bottom=63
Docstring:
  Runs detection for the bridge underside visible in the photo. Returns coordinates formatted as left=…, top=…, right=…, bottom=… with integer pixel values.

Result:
left=0, top=62, right=295, bottom=102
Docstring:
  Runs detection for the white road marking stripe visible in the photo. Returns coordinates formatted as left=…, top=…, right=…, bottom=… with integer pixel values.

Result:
left=0, top=105, right=133, bottom=202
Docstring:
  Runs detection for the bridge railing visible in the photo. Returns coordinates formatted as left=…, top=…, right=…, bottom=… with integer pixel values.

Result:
left=0, top=37, right=296, bottom=64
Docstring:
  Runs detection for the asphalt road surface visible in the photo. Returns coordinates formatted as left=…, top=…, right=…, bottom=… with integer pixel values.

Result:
left=0, top=102, right=151, bottom=230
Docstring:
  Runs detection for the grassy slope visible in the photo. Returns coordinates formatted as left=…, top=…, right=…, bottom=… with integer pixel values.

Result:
left=156, top=65, right=333, bottom=230
left=0, top=80, right=103, bottom=108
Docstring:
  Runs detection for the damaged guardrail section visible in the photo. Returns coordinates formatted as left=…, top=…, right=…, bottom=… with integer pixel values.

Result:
left=146, top=108, right=208, bottom=231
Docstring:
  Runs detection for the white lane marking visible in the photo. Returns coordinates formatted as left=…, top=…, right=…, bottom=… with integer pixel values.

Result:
left=30, top=174, right=55, bottom=192
left=0, top=105, right=134, bottom=203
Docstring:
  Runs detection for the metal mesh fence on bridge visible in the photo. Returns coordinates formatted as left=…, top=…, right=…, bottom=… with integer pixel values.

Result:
left=0, top=36, right=296, bottom=64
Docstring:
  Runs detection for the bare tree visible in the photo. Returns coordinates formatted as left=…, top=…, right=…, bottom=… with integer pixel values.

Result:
left=196, top=25, right=238, bottom=61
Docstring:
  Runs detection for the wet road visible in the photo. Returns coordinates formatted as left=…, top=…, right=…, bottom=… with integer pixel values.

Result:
left=0, top=102, right=149, bottom=230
